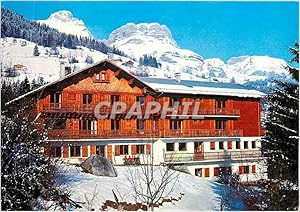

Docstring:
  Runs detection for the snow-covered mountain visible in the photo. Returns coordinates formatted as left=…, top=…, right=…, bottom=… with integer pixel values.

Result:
left=108, top=23, right=205, bottom=79
left=38, top=10, right=92, bottom=38
left=108, top=22, right=289, bottom=84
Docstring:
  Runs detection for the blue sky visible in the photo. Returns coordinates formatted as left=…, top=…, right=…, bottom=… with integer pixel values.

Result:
left=2, top=1, right=299, bottom=62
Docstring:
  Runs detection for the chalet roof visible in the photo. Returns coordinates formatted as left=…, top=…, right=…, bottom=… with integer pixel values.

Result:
left=6, top=60, right=265, bottom=105
left=139, top=77, right=265, bottom=98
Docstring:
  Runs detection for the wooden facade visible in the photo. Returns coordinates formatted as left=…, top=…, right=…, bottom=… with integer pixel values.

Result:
left=12, top=60, right=263, bottom=164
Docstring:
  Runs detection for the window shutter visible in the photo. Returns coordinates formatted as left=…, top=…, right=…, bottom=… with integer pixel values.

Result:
left=210, top=142, right=215, bottom=150
left=63, top=146, right=69, bottom=158
left=107, top=145, right=112, bottom=159
left=205, top=168, right=210, bottom=177
left=82, top=145, right=88, bottom=157
left=131, top=145, right=136, bottom=155
left=239, top=166, right=243, bottom=174
left=227, top=141, right=232, bottom=149
left=214, top=167, right=219, bottom=176
left=252, top=165, right=256, bottom=173
left=115, top=145, right=120, bottom=156
left=146, top=144, right=151, bottom=154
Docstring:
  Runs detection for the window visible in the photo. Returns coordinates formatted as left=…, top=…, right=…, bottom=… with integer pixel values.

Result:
left=252, top=165, right=256, bottom=173
left=95, top=73, right=100, bottom=80
left=137, top=119, right=145, bottom=130
left=50, top=147, right=62, bottom=158
left=111, top=119, right=120, bottom=130
left=70, top=146, right=81, bottom=157
left=80, top=119, right=91, bottom=130
left=239, top=166, right=250, bottom=174
left=136, top=145, right=145, bottom=154
left=83, top=94, right=93, bottom=105
left=195, top=168, right=202, bottom=177
left=236, top=141, right=240, bottom=149
left=111, top=95, right=120, bottom=105
left=137, top=96, right=145, bottom=105
left=227, top=141, right=232, bottom=149
left=252, top=141, right=256, bottom=149
left=52, top=119, right=66, bottom=129
left=216, top=99, right=226, bottom=109
left=210, top=142, right=215, bottom=150
left=179, top=143, right=186, bottom=151
left=219, top=141, right=224, bottom=150
left=96, top=145, right=105, bottom=157
left=219, top=167, right=232, bottom=176
left=50, top=93, right=61, bottom=108
left=204, top=168, right=210, bottom=177
left=166, top=143, right=174, bottom=151
left=120, top=145, right=128, bottom=155
left=216, top=120, right=226, bottom=129
left=170, top=120, right=182, bottom=130
left=101, top=72, right=106, bottom=81
left=244, top=141, right=248, bottom=149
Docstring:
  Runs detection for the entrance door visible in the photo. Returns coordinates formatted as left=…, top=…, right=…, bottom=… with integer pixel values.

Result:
left=96, top=145, right=106, bottom=157
left=193, top=142, right=204, bottom=160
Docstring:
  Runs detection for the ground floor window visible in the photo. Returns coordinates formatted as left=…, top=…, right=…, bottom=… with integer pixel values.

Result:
left=120, top=145, right=129, bottom=155
left=179, top=143, right=186, bottom=151
left=50, top=146, right=62, bottom=157
left=96, top=145, right=106, bottom=157
left=136, top=144, right=145, bottom=154
left=239, top=165, right=250, bottom=174
left=195, top=168, right=202, bottom=177
left=70, top=146, right=81, bottom=157
left=166, top=143, right=174, bottom=151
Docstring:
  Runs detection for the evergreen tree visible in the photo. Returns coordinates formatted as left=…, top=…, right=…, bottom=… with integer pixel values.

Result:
left=262, top=42, right=299, bottom=209
left=33, top=44, right=40, bottom=56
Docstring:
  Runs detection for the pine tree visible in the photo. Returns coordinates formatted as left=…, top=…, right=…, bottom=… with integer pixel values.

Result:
left=33, top=44, right=40, bottom=56
left=262, top=42, right=299, bottom=209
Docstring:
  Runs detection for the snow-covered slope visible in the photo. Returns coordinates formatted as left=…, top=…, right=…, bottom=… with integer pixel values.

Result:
left=1, top=37, right=107, bottom=81
left=56, top=163, right=244, bottom=211
left=38, top=10, right=92, bottom=38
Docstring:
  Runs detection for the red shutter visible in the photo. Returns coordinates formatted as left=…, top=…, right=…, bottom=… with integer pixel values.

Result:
left=239, top=166, right=244, bottom=174
left=214, top=167, right=219, bottom=176
left=63, top=146, right=69, bottom=158
left=146, top=144, right=151, bottom=154
left=210, top=142, right=215, bottom=150
left=205, top=168, right=210, bottom=177
left=82, top=146, right=88, bottom=157
left=115, top=145, right=120, bottom=156
left=90, top=145, right=96, bottom=155
left=227, top=141, right=232, bottom=149
left=107, top=145, right=112, bottom=159
left=131, top=145, right=137, bottom=155
left=252, top=165, right=256, bottom=173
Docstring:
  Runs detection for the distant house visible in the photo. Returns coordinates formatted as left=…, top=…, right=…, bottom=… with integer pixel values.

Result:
left=122, top=60, right=134, bottom=68
left=13, top=64, right=27, bottom=72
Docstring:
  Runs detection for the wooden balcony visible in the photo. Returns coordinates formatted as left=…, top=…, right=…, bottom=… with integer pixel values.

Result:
left=47, top=129, right=243, bottom=140
left=41, top=103, right=240, bottom=117
left=164, top=150, right=261, bottom=163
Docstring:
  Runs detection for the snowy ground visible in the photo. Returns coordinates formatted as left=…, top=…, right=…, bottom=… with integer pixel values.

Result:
left=55, top=163, right=244, bottom=211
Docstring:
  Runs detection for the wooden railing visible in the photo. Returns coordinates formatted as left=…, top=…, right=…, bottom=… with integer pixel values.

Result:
left=42, top=104, right=240, bottom=116
left=164, top=150, right=261, bottom=163
left=47, top=129, right=243, bottom=139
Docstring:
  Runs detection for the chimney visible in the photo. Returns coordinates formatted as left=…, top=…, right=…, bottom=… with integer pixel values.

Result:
left=175, top=72, right=181, bottom=83
left=60, top=61, right=66, bottom=78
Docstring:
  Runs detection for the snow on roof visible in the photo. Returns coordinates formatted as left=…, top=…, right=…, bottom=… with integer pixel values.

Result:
left=6, top=60, right=265, bottom=105
left=139, top=77, right=265, bottom=98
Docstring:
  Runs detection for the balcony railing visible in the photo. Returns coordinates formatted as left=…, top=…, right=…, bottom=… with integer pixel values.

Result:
left=42, top=104, right=240, bottom=117
left=164, top=150, right=261, bottom=163
left=47, top=129, right=243, bottom=140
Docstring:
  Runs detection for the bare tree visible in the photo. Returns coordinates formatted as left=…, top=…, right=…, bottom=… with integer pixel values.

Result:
left=125, top=138, right=180, bottom=211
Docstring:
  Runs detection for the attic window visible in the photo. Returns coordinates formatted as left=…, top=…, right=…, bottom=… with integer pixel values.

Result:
left=94, top=71, right=108, bottom=82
